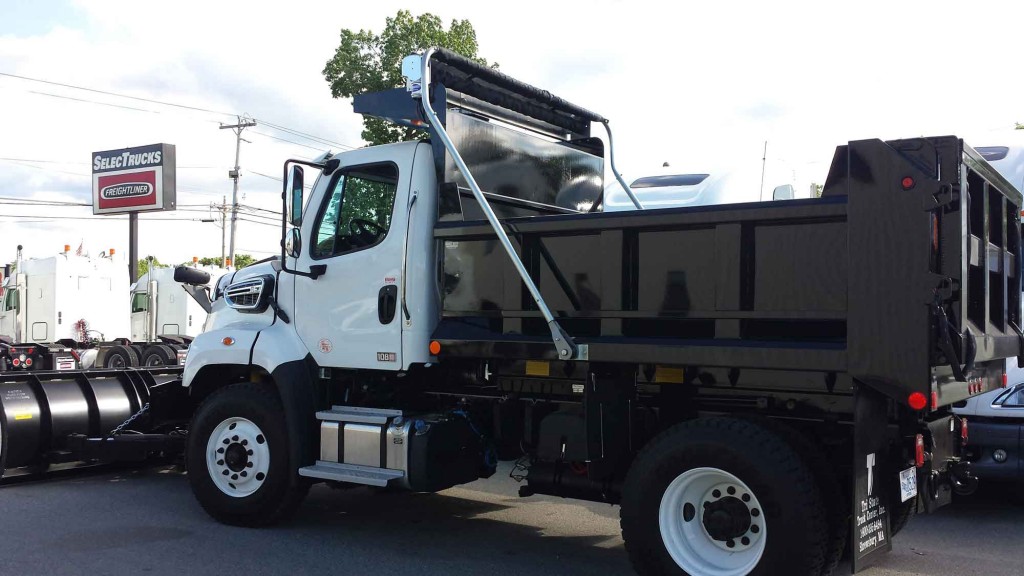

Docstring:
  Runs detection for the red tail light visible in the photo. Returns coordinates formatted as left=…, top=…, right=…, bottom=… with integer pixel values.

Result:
left=908, top=392, right=928, bottom=411
left=961, top=418, right=969, bottom=447
left=11, top=358, right=19, bottom=367
left=1004, top=373, right=1009, bottom=388
left=24, top=358, right=33, bottom=367
left=915, top=434, right=926, bottom=468
left=26, top=347, right=34, bottom=355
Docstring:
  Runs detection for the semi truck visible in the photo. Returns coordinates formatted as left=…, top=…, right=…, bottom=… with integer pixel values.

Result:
left=1, top=49, right=1022, bottom=576
left=130, top=265, right=216, bottom=365
left=0, top=247, right=212, bottom=371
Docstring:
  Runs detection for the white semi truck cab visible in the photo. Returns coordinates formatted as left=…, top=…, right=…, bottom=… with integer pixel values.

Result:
left=1, top=49, right=1021, bottom=576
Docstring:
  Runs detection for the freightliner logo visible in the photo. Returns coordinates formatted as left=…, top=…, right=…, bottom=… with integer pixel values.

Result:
left=100, top=183, right=153, bottom=199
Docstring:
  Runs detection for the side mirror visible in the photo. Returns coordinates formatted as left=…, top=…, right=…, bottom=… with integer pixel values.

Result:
left=772, top=184, right=795, bottom=201
left=290, top=165, right=304, bottom=226
left=286, top=228, right=302, bottom=258
left=173, top=266, right=212, bottom=286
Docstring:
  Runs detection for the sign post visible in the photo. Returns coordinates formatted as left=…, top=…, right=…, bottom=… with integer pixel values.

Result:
left=91, top=143, right=176, bottom=283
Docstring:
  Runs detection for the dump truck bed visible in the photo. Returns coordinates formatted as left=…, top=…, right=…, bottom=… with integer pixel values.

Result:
left=433, top=135, right=1024, bottom=408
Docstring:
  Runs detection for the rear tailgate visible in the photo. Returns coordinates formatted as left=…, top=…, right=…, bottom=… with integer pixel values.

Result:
left=827, top=136, right=1022, bottom=409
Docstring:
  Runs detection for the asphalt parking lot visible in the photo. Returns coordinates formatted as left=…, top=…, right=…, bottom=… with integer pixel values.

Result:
left=1, top=463, right=1021, bottom=576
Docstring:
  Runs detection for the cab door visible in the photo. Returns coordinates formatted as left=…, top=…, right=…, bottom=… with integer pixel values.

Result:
left=291, top=145, right=412, bottom=370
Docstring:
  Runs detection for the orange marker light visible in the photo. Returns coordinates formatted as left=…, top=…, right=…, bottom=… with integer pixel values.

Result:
left=222, top=337, right=235, bottom=346
left=109, top=248, right=115, bottom=256
left=429, top=341, right=441, bottom=355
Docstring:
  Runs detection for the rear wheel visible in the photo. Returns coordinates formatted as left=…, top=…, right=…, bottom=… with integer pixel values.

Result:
left=103, top=345, right=138, bottom=368
left=621, top=417, right=828, bottom=576
left=141, top=344, right=176, bottom=367
left=186, top=382, right=308, bottom=526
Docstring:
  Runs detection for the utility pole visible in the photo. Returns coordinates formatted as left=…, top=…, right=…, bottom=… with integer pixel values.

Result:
left=219, top=195, right=227, bottom=268
left=220, top=116, right=256, bottom=268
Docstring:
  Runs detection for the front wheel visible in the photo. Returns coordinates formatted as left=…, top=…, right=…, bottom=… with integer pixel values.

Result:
left=621, top=417, right=828, bottom=576
left=187, top=382, right=308, bottom=526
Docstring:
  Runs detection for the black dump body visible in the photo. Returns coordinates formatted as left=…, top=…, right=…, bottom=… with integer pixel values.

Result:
left=433, top=136, right=1024, bottom=408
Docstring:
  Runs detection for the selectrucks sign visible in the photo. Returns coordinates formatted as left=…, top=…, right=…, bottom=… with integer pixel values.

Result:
left=92, top=143, right=176, bottom=214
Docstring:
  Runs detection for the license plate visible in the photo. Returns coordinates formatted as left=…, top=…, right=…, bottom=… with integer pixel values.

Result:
left=899, top=466, right=918, bottom=502
left=56, top=357, right=75, bottom=371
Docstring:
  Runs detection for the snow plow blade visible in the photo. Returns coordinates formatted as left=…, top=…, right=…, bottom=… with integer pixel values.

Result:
left=0, top=367, right=189, bottom=479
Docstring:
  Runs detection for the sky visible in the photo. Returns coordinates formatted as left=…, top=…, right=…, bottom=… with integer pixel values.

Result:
left=1, top=0, right=1023, bottom=265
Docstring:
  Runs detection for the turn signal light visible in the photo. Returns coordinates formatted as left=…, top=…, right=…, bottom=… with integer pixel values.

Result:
left=908, top=391, right=928, bottom=411
left=429, top=341, right=441, bottom=355
left=915, top=434, right=925, bottom=468
left=222, top=337, right=235, bottom=346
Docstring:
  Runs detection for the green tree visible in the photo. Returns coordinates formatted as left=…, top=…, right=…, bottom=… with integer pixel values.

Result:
left=190, top=255, right=257, bottom=269
left=323, top=10, right=492, bottom=145
left=1016, top=122, right=1024, bottom=130
left=233, top=254, right=256, bottom=269
left=138, top=255, right=166, bottom=279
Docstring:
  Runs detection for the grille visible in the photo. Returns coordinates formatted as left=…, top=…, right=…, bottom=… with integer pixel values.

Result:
left=224, top=278, right=264, bottom=311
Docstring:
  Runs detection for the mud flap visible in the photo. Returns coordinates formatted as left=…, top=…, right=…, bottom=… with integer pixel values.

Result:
left=852, top=385, right=893, bottom=573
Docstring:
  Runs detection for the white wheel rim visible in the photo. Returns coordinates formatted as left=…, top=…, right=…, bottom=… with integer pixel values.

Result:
left=205, top=417, right=271, bottom=498
left=659, top=467, right=766, bottom=576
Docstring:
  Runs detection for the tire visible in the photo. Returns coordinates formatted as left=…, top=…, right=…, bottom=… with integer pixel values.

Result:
left=736, top=416, right=848, bottom=576
left=186, top=382, right=308, bottom=526
left=141, top=344, right=176, bottom=367
left=621, top=417, right=828, bottom=576
left=103, top=345, right=139, bottom=368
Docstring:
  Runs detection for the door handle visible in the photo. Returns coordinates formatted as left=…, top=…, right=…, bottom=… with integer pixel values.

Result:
left=378, top=285, right=398, bottom=324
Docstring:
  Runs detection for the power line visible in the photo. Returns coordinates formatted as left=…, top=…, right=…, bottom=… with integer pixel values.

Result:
left=0, top=70, right=235, bottom=117
left=28, top=90, right=158, bottom=113
left=0, top=71, right=361, bottom=151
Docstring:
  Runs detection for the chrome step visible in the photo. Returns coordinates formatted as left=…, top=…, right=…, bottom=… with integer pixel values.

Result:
left=298, top=461, right=405, bottom=487
left=315, top=405, right=403, bottom=425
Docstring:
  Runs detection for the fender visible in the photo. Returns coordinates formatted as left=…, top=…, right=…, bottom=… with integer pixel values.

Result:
left=249, top=320, right=311, bottom=375
left=182, top=324, right=261, bottom=388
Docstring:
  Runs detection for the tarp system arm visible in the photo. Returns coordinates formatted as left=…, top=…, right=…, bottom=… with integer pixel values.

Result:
left=408, top=49, right=583, bottom=360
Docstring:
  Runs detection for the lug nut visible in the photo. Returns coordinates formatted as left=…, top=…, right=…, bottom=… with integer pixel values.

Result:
left=712, top=489, right=721, bottom=498
left=247, top=449, right=254, bottom=456
left=726, top=540, right=735, bottom=548
left=750, top=524, right=759, bottom=533
left=741, top=493, right=750, bottom=502
left=240, top=471, right=248, bottom=477
left=217, top=447, right=225, bottom=454
left=223, top=438, right=230, bottom=445
left=232, top=435, right=239, bottom=442
left=246, top=462, right=253, bottom=468
left=217, top=460, right=224, bottom=466
left=751, top=508, right=760, bottom=517
left=222, top=470, right=229, bottom=476
left=255, top=472, right=265, bottom=481
left=727, top=486, right=736, bottom=495
left=741, top=537, right=750, bottom=546
left=241, top=439, right=248, bottom=446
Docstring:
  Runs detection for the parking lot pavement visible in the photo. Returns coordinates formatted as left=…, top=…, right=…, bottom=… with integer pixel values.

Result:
left=0, top=463, right=1021, bottom=576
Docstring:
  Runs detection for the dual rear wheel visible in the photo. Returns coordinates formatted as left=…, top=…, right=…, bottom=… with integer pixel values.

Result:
left=621, top=417, right=837, bottom=576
